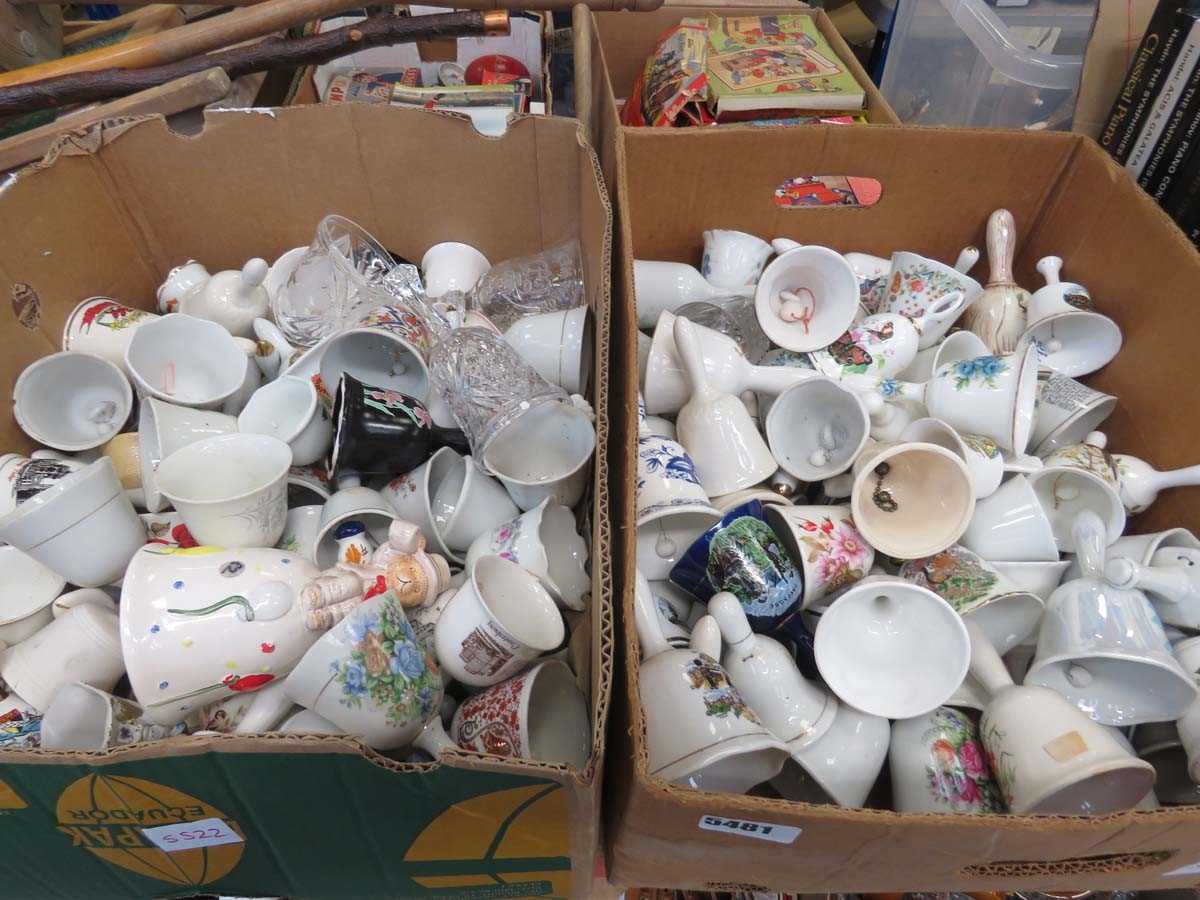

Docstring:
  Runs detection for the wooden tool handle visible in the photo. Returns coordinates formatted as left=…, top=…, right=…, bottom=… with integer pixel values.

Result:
left=985, top=208, right=1017, bottom=287
left=0, top=0, right=374, bottom=88
left=10, top=0, right=665, bottom=8
left=0, top=10, right=505, bottom=115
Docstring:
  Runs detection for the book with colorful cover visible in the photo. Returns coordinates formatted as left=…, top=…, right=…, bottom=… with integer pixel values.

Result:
left=621, top=18, right=710, bottom=126
left=704, top=14, right=865, bottom=114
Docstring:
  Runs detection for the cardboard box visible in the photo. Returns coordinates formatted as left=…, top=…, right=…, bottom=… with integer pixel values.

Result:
left=0, top=105, right=613, bottom=900
left=572, top=2, right=900, bottom=190
left=605, top=123, right=1200, bottom=893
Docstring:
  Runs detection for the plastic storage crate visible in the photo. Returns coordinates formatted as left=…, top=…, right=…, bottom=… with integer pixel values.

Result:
left=878, top=0, right=1097, bottom=130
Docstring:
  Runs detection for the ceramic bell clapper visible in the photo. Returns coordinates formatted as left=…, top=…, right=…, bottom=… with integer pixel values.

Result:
left=642, top=311, right=815, bottom=415
left=708, top=592, right=889, bottom=808
left=674, top=316, right=776, bottom=497
left=1030, top=432, right=1127, bottom=550
left=156, top=260, right=210, bottom=315
left=1025, top=511, right=1198, bottom=726
left=634, top=260, right=754, bottom=330
left=764, top=377, right=870, bottom=483
left=963, top=210, right=1030, bottom=355
left=1019, top=256, right=1122, bottom=378
left=754, top=245, right=859, bottom=353
left=634, top=578, right=790, bottom=794
left=967, top=618, right=1154, bottom=815
left=177, top=258, right=270, bottom=339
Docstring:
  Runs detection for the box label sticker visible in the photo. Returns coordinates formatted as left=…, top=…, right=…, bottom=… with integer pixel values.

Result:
left=141, top=818, right=245, bottom=853
left=773, top=176, right=882, bottom=209
left=1164, top=860, right=1200, bottom=878
left=697, top=815, right=800, bottom=844
left=1043, top=730, right=1088, bottom=762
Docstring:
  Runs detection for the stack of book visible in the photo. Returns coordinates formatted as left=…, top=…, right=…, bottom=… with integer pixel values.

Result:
left=622, top=14, right=866, bottom=128
left=1100, top=0, right=1200, bottom=246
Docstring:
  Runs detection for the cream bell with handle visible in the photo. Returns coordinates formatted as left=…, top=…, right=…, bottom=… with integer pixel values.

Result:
left=963, top=210, right=1029, bottom=355
left=673, top=315, right=777, bottom=497
left=967, top=617, right=1154, bottom=815
left=634, top=580, right=789, bottom=793
left=707, top=592, right=836, bottom=750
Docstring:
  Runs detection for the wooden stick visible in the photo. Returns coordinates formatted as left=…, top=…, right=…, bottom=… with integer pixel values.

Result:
left=0, top=0, right=376, bottom=88
left=0, top=10, right=507, bottom=115
left=0, top=67, right=230, bottom=172
left=64, top=5, right=183, bottom=48
left=11, top=0, right=666, bottom=9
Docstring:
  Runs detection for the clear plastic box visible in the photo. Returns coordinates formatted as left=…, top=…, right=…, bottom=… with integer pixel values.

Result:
left=878, top=0, right=1098, bottom=130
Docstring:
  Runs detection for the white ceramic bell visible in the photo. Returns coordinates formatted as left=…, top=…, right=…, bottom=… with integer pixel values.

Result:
left=634, top=581, right=790, bottom=793
left=1106, top=547, right=1200, bottom=631
left=968, top=618, right=1154, bottom=815
left=179, top=259, right=270, bottom=339
left=642, top=311, right=814, bottom=415
left=848, top=344, right=1039, bottom=455
left=673, top=316, right=776, bottom=497
left=156, top=260, right=210, bottom=315
left=1110, top=450, right=1200, bottom=516
left=708, top=592, right=837, bottom=751
left=1019, top=256, right=1122, bottom=378
left=634, top=260, right=752, bottom=330
left=1025, top=511, right=1198, bottom=727
left=754, top=245, right=859, bottom=353
left=807, top=313, right=920, bottom=380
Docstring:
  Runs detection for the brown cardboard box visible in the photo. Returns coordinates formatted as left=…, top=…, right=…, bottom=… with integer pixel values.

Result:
left=605, top=123, right=1200, bottom=893
left=0, top=106, right=612, bottom=900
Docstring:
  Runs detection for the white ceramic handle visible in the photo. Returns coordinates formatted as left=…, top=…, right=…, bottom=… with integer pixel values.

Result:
left=954, top=246, right=980, bottom=274
left=690, top=615, right=723, bottom=660
left=986, top=209, right=1018, bottom=285
left=241, top=258, right=269, bottom=288
left=672, top=315, right=712, bottom=401
left=707, top=592, right=753, bottom=647
left=1036, top=255, right=1063, bottom=287
left=1104, top=557, right=1189, bottom=604
left=965, top=617, right=1013, bottom=696
left=1071, top=509, right=1108, bottom=579
left=413, top=715, right=455, bottom=756
left=634, top=571, right=672, bottom=662
left=253, top=317, right=296, bottom=362
left=920, top=290, right=967, bottom=328
left=772, top=238, right=802, bottom=255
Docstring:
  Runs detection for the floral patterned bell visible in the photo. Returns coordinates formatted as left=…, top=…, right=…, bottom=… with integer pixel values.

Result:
left=328, top=372, right=470, bottom=478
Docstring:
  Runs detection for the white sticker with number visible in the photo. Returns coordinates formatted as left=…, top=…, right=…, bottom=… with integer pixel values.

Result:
left=141, top=817, right=244, bottom=853
left=697, top=815, right=801, bottom=844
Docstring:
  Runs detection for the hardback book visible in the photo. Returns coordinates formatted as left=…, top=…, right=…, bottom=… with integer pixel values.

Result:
left=1142, top=32, right=1200, bottom=201
left=1100, top=0, right=1200, bottom=163
left=1164, top=130, right=1200, bottom=218
left=704, top=14, right=865, bottom=115
left=1129, top=7, right=1200, bottom=179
